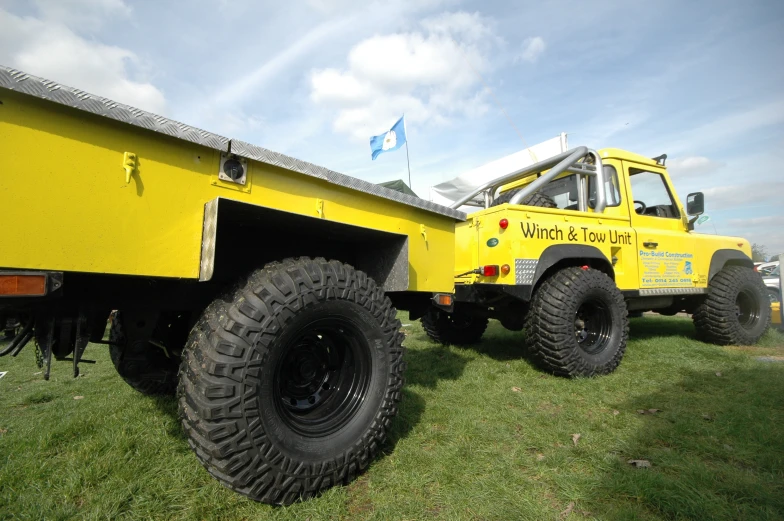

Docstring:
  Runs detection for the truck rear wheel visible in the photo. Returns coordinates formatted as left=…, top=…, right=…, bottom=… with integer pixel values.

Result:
left=693, top=265, right=770, bottom=345
left=109, top=312, right=181, bottom=395
left=178, top=258, right=405, bottom=505
left=525, top=267, right=628, bottom=377
left=421, top=308, right=488, bottom=345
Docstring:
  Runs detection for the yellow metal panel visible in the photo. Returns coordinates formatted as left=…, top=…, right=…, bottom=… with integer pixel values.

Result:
left=0, top=90, right=455, bottom=292
left=467, top=206, right=638, bottom=290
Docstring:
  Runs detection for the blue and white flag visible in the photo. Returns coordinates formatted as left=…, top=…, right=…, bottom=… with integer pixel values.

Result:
left=370, top=116, right=406, bottom=160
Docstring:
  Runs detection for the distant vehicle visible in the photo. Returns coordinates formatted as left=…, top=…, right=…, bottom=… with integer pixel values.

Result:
left=763, top=265, right=781, bottom=302
left=757, top=260, right=780, bottom=276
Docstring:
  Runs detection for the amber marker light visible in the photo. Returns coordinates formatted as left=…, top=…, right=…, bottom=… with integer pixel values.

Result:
left=0, top=275, right=46, bottom=296
left=435, top=294, right=453, bottom=306
left=501, top=264, right=511, bottom=275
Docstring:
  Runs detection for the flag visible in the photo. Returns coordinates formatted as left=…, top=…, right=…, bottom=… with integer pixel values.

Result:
left=370, top=116, right=406, bottom=160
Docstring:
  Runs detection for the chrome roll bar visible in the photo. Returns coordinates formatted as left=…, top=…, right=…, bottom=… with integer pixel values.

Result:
left=449, top=146, right=607, bottom=214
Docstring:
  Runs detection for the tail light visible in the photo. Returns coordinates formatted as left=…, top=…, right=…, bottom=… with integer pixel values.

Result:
left=482, top=265, right=499, bottom=277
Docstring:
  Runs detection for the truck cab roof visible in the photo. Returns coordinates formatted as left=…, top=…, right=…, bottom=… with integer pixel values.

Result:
left=598, top=148, right=664, bottom=168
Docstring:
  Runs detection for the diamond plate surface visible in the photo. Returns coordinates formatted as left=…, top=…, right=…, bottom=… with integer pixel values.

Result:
left=0, top=65, right=465, bottom=221
left=199, top=199, right=219, bottom=281
left=230, top=139, right=464, bottom=219
left=639, top=287, right=708, bottom=296
left=515, top=259, right=538, bottom=285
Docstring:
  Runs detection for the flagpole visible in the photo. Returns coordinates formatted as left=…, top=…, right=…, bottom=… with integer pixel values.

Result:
left=405, top=141, right=412, bottom=191
left=403, top=115, right=411, bottom=191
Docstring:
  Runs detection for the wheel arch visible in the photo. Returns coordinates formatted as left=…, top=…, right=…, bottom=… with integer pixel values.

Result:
left=199, top=197, right=409, bottom=292
left=708, top=249, right=753, bottom=281
left=531, top=244, right=615, bottom=292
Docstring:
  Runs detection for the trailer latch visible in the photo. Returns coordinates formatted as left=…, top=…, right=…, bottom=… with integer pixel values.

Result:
left=123, top=151, right=138, bottom=183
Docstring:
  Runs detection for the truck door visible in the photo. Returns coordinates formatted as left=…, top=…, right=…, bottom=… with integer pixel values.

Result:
left=624, top=162, right=696, bottom=290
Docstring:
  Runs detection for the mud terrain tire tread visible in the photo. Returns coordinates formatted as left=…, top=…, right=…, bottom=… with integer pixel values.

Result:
left=693, top=265, right=771, bottom=345
left=177, top=257, right=405, bottom=505
left=524, top=267, right=628, bottom=377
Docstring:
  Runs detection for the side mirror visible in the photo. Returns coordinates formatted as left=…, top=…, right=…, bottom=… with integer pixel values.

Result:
left=686, top=192, right=704, bottom=216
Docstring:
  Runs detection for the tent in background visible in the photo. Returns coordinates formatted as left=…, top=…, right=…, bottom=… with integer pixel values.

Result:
left=379, top=179, right=418, bottom=198
left=429, top=133, right=568, bottom=212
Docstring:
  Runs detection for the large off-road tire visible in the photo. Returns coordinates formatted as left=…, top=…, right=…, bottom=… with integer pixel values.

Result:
left=178, top=258, right=405, bottom=505
left=109, top=312, right=181, bottom=395
left=693, top=265, right=771, bottom=345
left=421, top=308, right=488, bottom=345
left=491, top=190, right=557, bottom=208
left=525, top=267, right=628, bottom=377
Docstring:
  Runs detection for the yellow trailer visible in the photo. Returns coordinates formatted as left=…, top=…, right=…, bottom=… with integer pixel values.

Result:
left=0, top=66, right=463, bottom=505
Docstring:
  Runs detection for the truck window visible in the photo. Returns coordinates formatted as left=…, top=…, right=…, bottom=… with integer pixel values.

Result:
left=629, top=169, right=680, bottom=218
left=539, top=166, right=621, bottom=211
left=540, top=174, right=581, bottom=210
left=588, top=165, right=621, bottom=208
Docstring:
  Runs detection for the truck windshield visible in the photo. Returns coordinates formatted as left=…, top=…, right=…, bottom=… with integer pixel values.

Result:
left=537, top=166, right=621, bottom=211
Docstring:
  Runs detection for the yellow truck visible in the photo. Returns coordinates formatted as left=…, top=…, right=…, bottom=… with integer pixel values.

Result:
left=421, top=146, right=771, bottom=376
left=0, top=66, right=770, bottom=504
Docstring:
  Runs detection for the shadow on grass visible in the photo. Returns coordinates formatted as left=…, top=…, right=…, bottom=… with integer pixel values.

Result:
left=591, top=365, right=784, bottom=520
left=148, top=395, right=186, bottom=440
left=628, top=315, right=698, bottom=342
left=404, top=343, right=471, bottom=388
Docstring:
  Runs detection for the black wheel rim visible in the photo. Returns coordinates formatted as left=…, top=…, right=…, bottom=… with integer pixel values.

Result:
left=273, top=317, right=371, bottom=437
left=736, top=289, right=761, bottom=329
left=574, top=297, right=613, bottom=355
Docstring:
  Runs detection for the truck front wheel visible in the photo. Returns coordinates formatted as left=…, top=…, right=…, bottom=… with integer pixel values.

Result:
left=525, top=267, right=628, bottom=377
left=693, top=265, right=770, bottom=345
left=178, top=258, right=405, bottom=505
left=421, top=308, right=488, bottom=345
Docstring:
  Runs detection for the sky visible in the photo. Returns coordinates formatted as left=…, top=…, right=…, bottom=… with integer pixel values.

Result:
left=1, top=0, right=783, bottom=255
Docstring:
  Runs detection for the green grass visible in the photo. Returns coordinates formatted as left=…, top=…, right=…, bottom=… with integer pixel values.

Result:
left=2, top=316, right=784, bottom=520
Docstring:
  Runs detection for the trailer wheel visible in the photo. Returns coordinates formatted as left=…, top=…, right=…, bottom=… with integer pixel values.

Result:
left=421, top=308, right=488, bottom=345
left=491, top=190, right=556, bottom=208
left=525, top=267, right=628, bottom=377
left=109, top=312, right=181, bottom=396
left=178, top=258, right=404, bottom=505
left=693, top=265, right=770, bottom=345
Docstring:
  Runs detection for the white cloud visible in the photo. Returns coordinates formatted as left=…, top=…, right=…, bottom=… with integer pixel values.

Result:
left=702, top=180, right=784, bottom=209
left=519, top=36, right=545, bottom=63
left=664, top=100, right=784, bottom=156
left=32, top=0, right=131, bottom=31
left=728, top=216, right=781, bottom=227
left=310, top=11, right=495, bottom=140
left=723, top=215, right=784, bottom=254
left=0, top=6, right=165, bottom=113
left=214, top=15, right=358, bottom=106
left=306, top=0, right=366, bottom=13
left=668, top=156, right=724, bottom=178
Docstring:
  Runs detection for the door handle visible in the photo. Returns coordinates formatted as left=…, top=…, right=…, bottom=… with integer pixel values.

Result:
left=643, top=242, right=658, bottom=248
